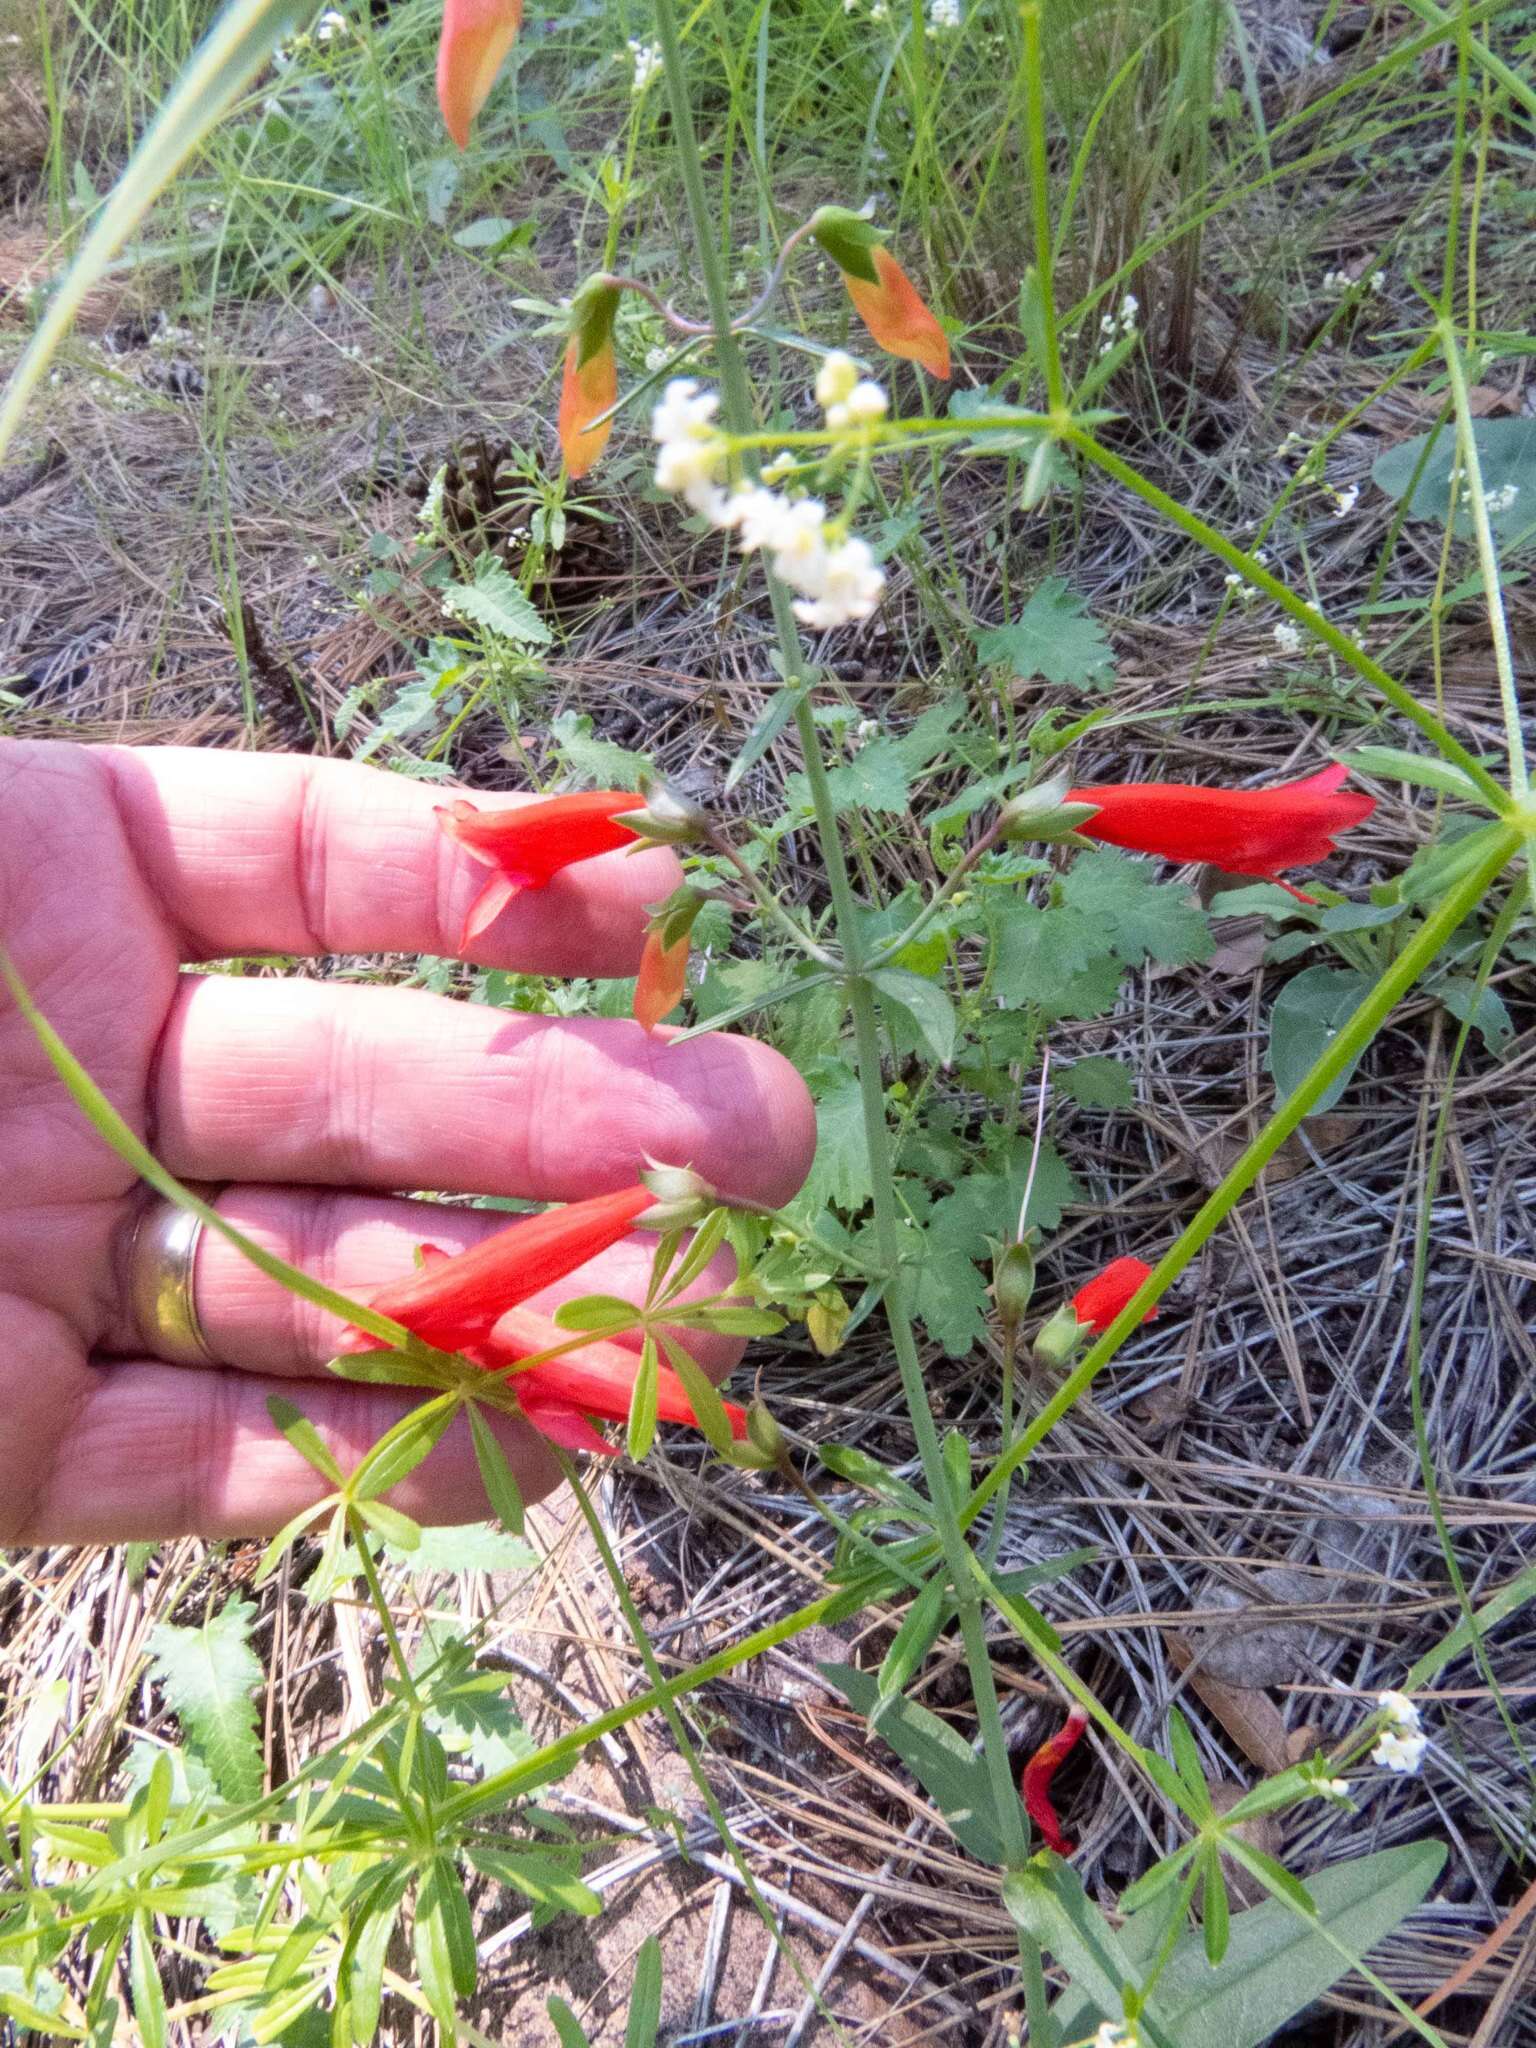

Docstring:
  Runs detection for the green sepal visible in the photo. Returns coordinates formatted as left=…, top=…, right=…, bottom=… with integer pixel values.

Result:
left=569, top=273, right=621, bottom=370
left=808, top=205, right=887, bottom=286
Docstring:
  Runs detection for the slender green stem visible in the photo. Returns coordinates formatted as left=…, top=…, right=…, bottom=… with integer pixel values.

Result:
left=1019, top=2, right=1066, bottom=413
left=963, top=825, right=1523, bottom=1530
left=706, top=827, right=840, bottom=967
left=349, top=1514, right=420, bottom=1705
left=1063, top=424, right=1509, bottom=811
left=1438, top=320, right=1528, bottom=803
left=650, top=4, right=1049, bottom=2026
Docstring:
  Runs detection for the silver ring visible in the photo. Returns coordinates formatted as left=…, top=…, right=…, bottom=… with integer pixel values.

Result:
left=125, top=1189, right=219, bottom=1366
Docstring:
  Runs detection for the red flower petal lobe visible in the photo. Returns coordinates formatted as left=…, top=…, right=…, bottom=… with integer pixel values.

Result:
left=1021, top=1705, right=1089, bottom=1856
left=1071, top=1256, right=1156, bottom=1335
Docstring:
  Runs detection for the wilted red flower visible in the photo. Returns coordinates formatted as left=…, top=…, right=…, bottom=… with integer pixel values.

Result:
left=436, top=790, right=643, bottom=947
left=1066, top=764, right=1375, bottom=900
left=337, top=1185, right=655, bottom=1355
left=558, top=279, right=621, bottom=479
left=1072, top=1256, right=1156, bottom=1335
left=1021, top=1706, right=1089, bottom=1856
left=483, top=1305, right=748, bottom=1447
left=634, top=927, right=690, bottom=1034
left=437, top=0, right=523, bottom=150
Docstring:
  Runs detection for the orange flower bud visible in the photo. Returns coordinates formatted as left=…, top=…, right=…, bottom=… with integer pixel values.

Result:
left=809, top=207, right=950, bottom=380
left=634, top=927, right=689, bottom=1033
left=558, top=278, right=621, bottom=478
left=842, top=247, right=951, bottom=380
left=436, top=0, right=523, bottom=150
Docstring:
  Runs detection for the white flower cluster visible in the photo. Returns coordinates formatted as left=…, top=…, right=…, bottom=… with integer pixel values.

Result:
left=1485, top=481, right=1521, bottom=515
left=650, top=379, right=886, bottom=629
left=1322, top=267, right=1387, bottom=296
left=928, top=0, right=961, bottom=29
left=626, top=38, right=662, bottom=92
left=815, top=350, right=888, bottom=430
left=1272, top=620, right=1301, bottom=656
left=1372, top=1690, right=1427, bottom=1775
left=315, top=9, right=349, bottom=40
left=1098, top=294, right=1139, bottom=352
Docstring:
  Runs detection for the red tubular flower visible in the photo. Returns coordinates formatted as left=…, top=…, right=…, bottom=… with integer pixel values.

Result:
left=558, top=279, right=621, bottom=479
left=1021, top=1705, right=1089, bottom=1856
left=337, top=1185, right=655, bottom=1355
left=842, top=247, right=951, bottom=380
left=483, top=1305, right=749, bottom=1443
left=634, top=927, right=690, bottom=1034
left=436, top=0, right=523, bottom=150
left=808, top=206, right=951, bottom=380
left=1065, top=764, right=1375, bottom=901
left=1072, top=1256, right=1156, bottom=1336
left=436, top=789, right=643, bottom=948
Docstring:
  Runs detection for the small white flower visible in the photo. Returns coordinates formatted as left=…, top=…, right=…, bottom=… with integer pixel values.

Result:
left=1329, top=481, right=1360, bottom=519
left=1370, top=270, right=1386, bottom=292
left=626, top=38, right=662, bottom=92
left=1486, top=481, right=1520, bottom=514
left=769, top=497, right=830, bottom=578
left=1372, top=1727, right=1427, bottom=1774
left=827, top=378, right=888, bottom=430
left=869, top=1, right=888, bottom=18
left=644, top=345, right=670, bottom=374
left=1093, top=2024, right=1139, bottom=2048
left=651, top=377, right=718, bottom=446
left=761, top=449, right=797, bottom=483
left=927, top=0, right=961, bottom=28
left=728, top=486, right=792, bottom=553
left=1372, top=1691, right=1427, bottom=1774
left=791, top=536, right=885, bottom=628
left=654, top=435, right=725, bottom=500
left=1272, top=621, right=1301, bottom=655
left=1316, top=1777, right=1351, bottom=1801
left=815, top=351, right=861, bottom=411
left=1322, top=268, right=1350, bottom=294
left=314, top=9, right=349, bottom=40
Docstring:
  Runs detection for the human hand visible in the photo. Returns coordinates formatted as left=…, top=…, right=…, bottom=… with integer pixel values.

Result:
left=0, top=743, right=815, bottom=1543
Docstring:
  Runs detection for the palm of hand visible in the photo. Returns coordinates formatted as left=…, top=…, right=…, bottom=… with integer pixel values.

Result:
left=0, top=743, right=813, bottom=1543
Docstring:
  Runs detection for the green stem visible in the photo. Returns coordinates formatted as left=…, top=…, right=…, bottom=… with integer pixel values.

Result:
left=1438, top=320, right=1528, bottom=803
left=963, top=824, right=1522, bottom=1531
left=650, top=3, right=1049, bottom=2025
left=1063, top=425, right=1509, bottom=811
left=1019, top=1, right=1066, bottom=413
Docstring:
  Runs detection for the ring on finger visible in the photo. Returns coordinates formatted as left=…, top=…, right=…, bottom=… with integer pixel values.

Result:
left=125, top=1187, right=222, bottom=1367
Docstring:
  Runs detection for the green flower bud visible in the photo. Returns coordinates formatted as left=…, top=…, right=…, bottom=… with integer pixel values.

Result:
left=746, top=1399, right=787, bottom=1463
left=1033, top=1300, right=1088, bottom=1369
left=989, top=1238, right=1036, bottom=1335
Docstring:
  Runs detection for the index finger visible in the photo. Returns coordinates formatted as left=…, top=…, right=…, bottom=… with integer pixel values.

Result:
left=102, top=745, right=681, bottom=975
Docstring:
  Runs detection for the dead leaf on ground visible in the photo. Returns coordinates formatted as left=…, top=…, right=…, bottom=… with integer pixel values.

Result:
left=1195, top=1112, right=1362, bottom=1186
left=1168, top=1630, right=1291, bottom=1775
